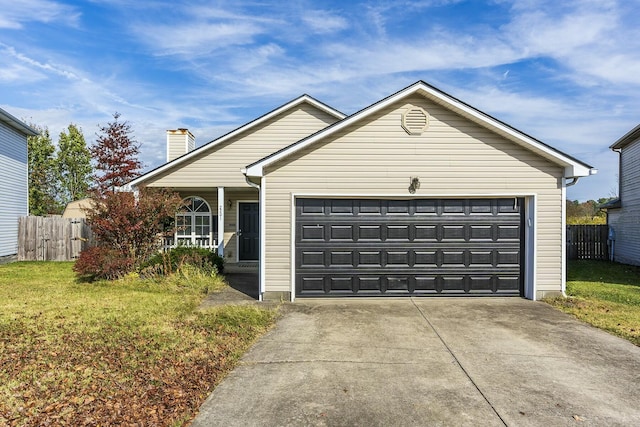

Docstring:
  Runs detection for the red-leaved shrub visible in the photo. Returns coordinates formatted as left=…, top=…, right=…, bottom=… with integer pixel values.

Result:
left=74, top=246, right=135, bottom=281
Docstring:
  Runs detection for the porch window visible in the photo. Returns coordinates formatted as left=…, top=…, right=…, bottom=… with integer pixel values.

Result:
left=174, top=197, right=217, bottom=249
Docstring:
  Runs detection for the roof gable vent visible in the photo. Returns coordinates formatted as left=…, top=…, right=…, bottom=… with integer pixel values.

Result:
left=402, top=107, right=429, bottom=135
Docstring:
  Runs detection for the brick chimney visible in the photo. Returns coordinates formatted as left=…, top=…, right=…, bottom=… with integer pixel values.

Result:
left=166, top=128, right=195, bottom=162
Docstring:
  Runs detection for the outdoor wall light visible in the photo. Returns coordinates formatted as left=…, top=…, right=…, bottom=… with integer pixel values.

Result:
left=227, top=199, right=233, bottom=209
left=408, top=177, right=420, bottom=194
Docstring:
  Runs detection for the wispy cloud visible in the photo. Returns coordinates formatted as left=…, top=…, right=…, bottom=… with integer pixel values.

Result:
left=135, top=21, right=265, bottom=56
left=0, top=0, right=80, bottom=29
left=301, top=10, right=349, bottom=34
left=504, top=1, right=640, bottom=86
left=1, top=43, right=84, bottom=81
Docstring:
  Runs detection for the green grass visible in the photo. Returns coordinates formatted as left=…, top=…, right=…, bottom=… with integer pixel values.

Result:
left=544, top=260, right=640, bottom=346
left=0, top=262, right=278, bottom=426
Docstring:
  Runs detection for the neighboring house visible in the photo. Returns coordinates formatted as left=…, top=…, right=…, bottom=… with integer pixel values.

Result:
left=603, top=124, right=640, bottom=266
left=0, top=108, right=38, bottom=258
left=129, top=81, right=595, bottom=301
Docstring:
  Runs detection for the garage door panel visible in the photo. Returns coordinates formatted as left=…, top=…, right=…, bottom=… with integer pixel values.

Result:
left=358, top=276, right=382, bottom=291
left=469, top=251, right=493, bottom=267
left=414, top=276, right=438, bottom=292
left=301, top=225, right=324, bottom=241
left=296, top=198, right=524, bottom=297
left=469, top=225, right=493, bottom=240
left=497, top=250, right=520, bottom=266
left=387, top=225, right=410, bottom=240
left=358, top=199, right=383, bottom=214
left=299, top=199, right=324, bottom=214
left=299, top=276, right=324, bottom=293
left=330, top=225, right=353, bottom=240
left=329, top=199, right=354, bottom=214
left=301, top=251, right=325, bottom=267
left=330, top=251, right=353, bottom=266
left=497, top=225, right=520, bottom=240
left=386, top=251, right=411, bottom=266
left=330, top=276, right=353, bottom=291
left=469, top=199, right=493, bottom=213
left=415, top=251, right=438, bottom=266
left=415, top=199, right=438, bottom=214
left=442, top=199, right=466, bottom=214
left=358, top=251, right=382, bottom=266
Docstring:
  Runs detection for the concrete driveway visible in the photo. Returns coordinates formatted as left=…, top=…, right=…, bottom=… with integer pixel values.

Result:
left=192, top=298, right=640, bottom=426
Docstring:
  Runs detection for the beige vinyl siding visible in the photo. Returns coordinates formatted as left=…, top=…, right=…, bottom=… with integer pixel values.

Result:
left=166, top=130, right=195, bottom=162
left=145, top=104, right=339, bottom=188
left=263, top=95, right=564, bottom=298
left=609, top=138, right=640, bottom=265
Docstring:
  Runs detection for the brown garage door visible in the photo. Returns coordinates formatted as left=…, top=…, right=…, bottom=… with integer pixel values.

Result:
left=295, top=198, right=524, bottom=297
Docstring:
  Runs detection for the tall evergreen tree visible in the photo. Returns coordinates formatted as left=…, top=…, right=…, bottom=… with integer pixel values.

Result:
left=27, top=125, right=60, bottom=215
left=91, top=112, right=142, bottom=195
left=57, top=124, right=93, bottom=205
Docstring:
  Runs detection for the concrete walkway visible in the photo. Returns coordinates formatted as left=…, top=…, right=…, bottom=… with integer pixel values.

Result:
left=192, top=298, right=640, bottom=426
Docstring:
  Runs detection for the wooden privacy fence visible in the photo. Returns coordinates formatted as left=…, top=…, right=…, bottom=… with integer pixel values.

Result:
left=566, top=225, right=609, bottom=260
left=18, top=216, right=95, bottom=261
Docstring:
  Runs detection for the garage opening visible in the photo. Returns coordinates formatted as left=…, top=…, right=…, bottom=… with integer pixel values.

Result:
left=295, top=198, right=524, bottom=297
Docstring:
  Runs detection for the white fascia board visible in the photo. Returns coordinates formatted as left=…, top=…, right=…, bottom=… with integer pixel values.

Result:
left=246, top=81, right=592, bottom=178
left=129, top=95, right=344, bottom=188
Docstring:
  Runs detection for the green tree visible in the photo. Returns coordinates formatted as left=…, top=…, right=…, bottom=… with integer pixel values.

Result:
left=57, top=124, right=92, bottom=205
left=27, top=125, right=60, bottom=215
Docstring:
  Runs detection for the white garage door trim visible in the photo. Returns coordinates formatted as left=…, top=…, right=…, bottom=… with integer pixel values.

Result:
left=289, top=193, right=537, bottom=301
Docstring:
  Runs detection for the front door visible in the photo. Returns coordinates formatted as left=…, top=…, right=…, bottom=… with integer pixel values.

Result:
left=238, top=202, right=259, bottom=261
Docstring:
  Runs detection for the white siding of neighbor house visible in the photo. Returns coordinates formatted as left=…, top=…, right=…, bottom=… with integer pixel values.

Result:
left=145, top=103, right=340, bottom=188
left=262, top=95, right=564, bottom=299
left=609, top=138, right=640, bottom=266
left=0, top=123, right=29, bottom=257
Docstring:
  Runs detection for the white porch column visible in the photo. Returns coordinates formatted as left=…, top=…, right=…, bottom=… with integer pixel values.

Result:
left=217, top=186, right=225, bottom=257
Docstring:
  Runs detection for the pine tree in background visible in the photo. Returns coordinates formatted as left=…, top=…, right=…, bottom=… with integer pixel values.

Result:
left=57, top=124, right=93, bottom=205
left=91, top=112, right=142, bottom=195
left=27, top=124, right=60, bottom=215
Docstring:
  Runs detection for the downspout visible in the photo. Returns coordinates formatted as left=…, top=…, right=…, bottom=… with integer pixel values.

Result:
left=561, top=178, right=568, bottom=297
left=244, top=175, right=263, bottom=301
left=563, top=175, right=582, bottom=296
left=565, top=177, right=581, bottom=187
left=613, top=147, right=622, bottom=198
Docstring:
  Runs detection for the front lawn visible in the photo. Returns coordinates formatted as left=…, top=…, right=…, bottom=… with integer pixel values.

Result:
left=0, top=262, right=277, bottom=426
left=545, top=260, right=640, bottom=346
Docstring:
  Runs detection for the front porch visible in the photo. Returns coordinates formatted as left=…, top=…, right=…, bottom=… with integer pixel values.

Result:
left=162, top=186, right=260, bottom=269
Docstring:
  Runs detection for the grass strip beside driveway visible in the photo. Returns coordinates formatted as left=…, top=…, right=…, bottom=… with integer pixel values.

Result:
left=0, top=262, right=277, bottom=426
left=545, top=260, right=640, bottom=346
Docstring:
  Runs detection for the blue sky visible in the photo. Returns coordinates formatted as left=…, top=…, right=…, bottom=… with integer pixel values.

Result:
left=2, top=0, right=639, bottom=201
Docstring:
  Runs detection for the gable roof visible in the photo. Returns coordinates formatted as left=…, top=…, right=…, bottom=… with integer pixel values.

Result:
left=0, top=107, right=39, bottom=136
left=245, top=81, right=595, bottom=179
left=129, top=94, right=345, bottom=188
left=610, top=123, right=640, bottom=150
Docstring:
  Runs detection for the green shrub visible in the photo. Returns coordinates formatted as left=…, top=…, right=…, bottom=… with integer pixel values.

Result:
left=144, top=246, right=224, bottom=276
